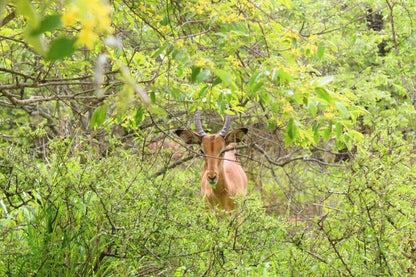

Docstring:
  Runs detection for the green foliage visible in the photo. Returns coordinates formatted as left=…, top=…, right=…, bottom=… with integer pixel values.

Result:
left=1, top=0, right=416, bottom=275
left=2, top=110, right=416, bottom=275
left=30, top=14, right=62, bottom=36
left=45, top=37, right=77, bottom=61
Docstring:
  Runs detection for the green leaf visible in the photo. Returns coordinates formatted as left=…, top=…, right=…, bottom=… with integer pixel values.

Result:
left=152, top=44, right=170, bottom=58
left=259, top=89, right=270, bottom=103
left=248, top=71, right=262, bottom=87
left=323, top=122, right=332, bottom=142
left=24, top=33, right=47, bottom=55
left=317, top=75, right=334, bottom=86
left=349, top=129, right=364, bottom=142
left=134, top=107, right=144, bottom=127
left=267, top=120, right=276, bottom=130
left=280, top=0, right=293, bottom=9
left=276, top=69, right=291, bottom=84
left=171, top=49, right=184, bottom=60
left=315, top=87, right=332, bottom=104
left=30, top=14, right=62, bottom=36
left=199, top=86, right=209, bottom=97
left=0, top=0, right=7, bottom=20
left=271, top=102, right=279, bottom=112
left=191, top=66, right=201, bottom=83
left=15, top=0, right=39, bottom=26
left=313, top=123, right=320, bottom=144
left=335, top=122, right=342, bottom=139
left=16, top=0, right=47, bottom=54
left=212, top=77, right=222, bottom=87
left=285, top=118, right=299, bottom=145
left=161, top=15, right=169, bottom=26
left=308, top=101, right=318, bottom=116
left=45, top=37, right=77, bottom=61
left=197, top=70, right=211, bottom=83
left=214, top=69, right=237, bottom=91
left=148, top=106, right=168, bottom=116
left=317, top=42, right=325, bottom=59
left=287, top=118, right=298, bottom=140
left=150, top=91, right=156, bottom=103
left=220, top=100, right=226, bottom=115
left=335, top=102, right=349, bottom=118
left=250, top=81, right=264, bottom=93
left=90, top=105, right=107, bottom=128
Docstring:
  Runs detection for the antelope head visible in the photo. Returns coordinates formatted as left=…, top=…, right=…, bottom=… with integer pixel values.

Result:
left=174, top=110, right=248, bottom=196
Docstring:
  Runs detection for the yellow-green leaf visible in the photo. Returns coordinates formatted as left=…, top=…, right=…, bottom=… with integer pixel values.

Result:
left=214, top=69, right=238, bottom=91
left=90, top=105, right=107, bottom=128
left=15, top=0, right=39, bottom=26
left=315, top=87, right=332, bottom=104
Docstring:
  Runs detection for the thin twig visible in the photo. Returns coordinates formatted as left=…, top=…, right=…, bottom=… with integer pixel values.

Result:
left=152, top=155, right=197, bottom=178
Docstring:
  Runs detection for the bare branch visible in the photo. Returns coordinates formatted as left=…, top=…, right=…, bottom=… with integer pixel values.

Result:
left=0, top=89, right=107, bottom=106
left=1, top=10, right=16, bottom=27
left=252, top=143, right=346, bottom=167
left=151, top=155, right=197, bottom=178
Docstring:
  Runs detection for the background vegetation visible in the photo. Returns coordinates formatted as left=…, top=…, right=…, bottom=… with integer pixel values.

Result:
left=1, top=0, right=415, bottom=275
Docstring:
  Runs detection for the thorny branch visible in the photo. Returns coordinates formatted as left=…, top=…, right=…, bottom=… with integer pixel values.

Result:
left=385, top=0, right=415, bottom=107
left=317, top=215, right=355, bottom=276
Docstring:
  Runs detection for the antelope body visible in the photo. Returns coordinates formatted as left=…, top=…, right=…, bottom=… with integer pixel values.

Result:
left=175, top=111, right=248, bottom=210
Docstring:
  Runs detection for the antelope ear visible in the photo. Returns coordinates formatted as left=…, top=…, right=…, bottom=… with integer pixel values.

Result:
left=224, top=128, right=248, bottom=144
left=174, top=129, right=202, bottom=144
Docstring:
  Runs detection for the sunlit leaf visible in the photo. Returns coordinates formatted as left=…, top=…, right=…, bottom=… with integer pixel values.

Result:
left=248, top=71, right=262, bottom=87
left=317, top=75, right=334, bottom=86
left=15, top=0, right=39, bottom=26
left=336, top=102, right=349, bottom=118
left=148, top=106, right=168, bottom=116
left=280, top=0, right=293, bottom=9
left=335, top=122, right=342, bottom=139
left=315, top=87, right=332, bottom=104
left=0, top=0, right=7, bottom=20
left=349, top=129, right=364, bottom=142
left=308, top=101, right=318, bottom=116
left=214, top=69, right=238, bottom=91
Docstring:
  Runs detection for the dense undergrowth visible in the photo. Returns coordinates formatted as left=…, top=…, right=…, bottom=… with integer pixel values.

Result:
left=1, top=109, right=416, bottom=276
left=1, top=0, right=416, bottom=275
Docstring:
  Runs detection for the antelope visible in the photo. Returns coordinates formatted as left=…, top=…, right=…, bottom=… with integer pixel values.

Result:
left=174, top=110, right=248, bottom=210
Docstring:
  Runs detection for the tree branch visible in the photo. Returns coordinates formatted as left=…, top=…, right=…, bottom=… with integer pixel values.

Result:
left=151, top=154, right=197, bottom=178
left=1, top=10, right=16, bottom=27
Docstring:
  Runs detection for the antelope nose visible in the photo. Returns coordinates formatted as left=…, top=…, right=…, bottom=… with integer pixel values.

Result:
left=207, top=173, right=217, bottom=183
